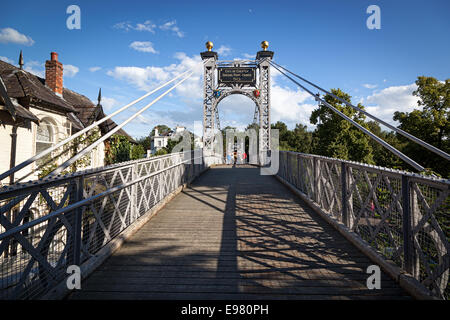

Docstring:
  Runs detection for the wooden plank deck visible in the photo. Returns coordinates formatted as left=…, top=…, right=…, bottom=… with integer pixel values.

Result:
left=69, top=165, right=411, bottom=300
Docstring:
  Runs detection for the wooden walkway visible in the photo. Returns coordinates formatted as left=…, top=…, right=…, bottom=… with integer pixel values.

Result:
left=69, top=165, right=411, bottom=300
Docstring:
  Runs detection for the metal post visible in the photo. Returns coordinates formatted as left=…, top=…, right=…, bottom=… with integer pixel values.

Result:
left=131, top=163, right=138, bottom=221
left=73, top=175, right=84, bottom=266
left=313, top=157, right=320, bottom=203
left=287, top=152, right=291, bottom=183
left=297, top=154, right=301, bottom=190
left=341, top=162, right=348, bottom=226
left=402, top=174, right=415, bottom=275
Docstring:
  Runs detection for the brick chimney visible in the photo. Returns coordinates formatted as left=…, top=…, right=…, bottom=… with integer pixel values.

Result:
left=45, top=52, right=63, bottom=96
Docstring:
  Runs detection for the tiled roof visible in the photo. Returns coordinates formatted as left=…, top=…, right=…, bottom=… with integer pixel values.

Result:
left=0, top=60, right=75, bottom=113
left=62, top=88, right=135, bottom=143
left=0, top=74, right=39, bottom=123
left=0, top=59, right=135, bottom=143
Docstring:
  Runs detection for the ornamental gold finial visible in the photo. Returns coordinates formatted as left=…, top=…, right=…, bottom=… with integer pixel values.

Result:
left=261, top=40, right=269, bottom=51
left=206, top=41, right=213, bottom=52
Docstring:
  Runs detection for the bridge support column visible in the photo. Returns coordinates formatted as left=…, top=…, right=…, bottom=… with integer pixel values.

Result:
left=256, top=50, right=273, bottom=166
left=313, top=157, right=321, bottom=204
left=131, top=163, right=138, bottom=222
left=402, top=175, right=418, bottom=277
left=201, top=49, right=218, bottom=166
left=72, top=175, right=83, bottom=266
left=341, top=162, right=349, bottom=227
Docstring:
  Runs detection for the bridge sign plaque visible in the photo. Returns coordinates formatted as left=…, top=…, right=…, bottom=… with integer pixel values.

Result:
left=218, top=67, right=256, bottom=86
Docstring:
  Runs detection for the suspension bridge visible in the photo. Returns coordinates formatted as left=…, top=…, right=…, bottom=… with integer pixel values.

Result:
left=0, top=41, right=448, bottom=300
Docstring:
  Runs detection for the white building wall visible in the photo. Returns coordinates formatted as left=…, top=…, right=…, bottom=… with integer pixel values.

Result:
left=0, top=107, right=107, bottom=185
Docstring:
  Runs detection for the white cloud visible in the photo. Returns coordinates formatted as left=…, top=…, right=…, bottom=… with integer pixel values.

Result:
left=135, top=20, right=157, bottom=32
left=159, top=20, right=184, bottom=38
left=64, top=64, right=79, bottom=78
left=363, top=83, right=377, bottom=89
left=0, top=56, right=14, bottom=64
left=217, top=45, right=232, bottom=56
left=129, top=41, right=158, bottom=54
left=24, top=61, right=44, bottom=77
left=89, top=66, right=101, bottom=72
left=242, top=53, right=255, bottom=59
left=362, top=83, right=420, bottom=124
left=106, top=54, right=319, bottom=131
left=0, top=28, right=34, bottom=46
left=271, top=85, right=316, bottom=128
left=107, top=52, right=203, bottom=100
left=101, top=96, right=119, bottom=111
left=113, top=20, right=156, bottom=33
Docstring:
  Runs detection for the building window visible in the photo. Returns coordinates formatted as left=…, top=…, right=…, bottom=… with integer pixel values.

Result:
left=36, top=120, right=55, bottom=164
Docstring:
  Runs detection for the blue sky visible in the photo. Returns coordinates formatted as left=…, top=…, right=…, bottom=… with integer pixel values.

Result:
left=1, top=0, right=449, bottom=138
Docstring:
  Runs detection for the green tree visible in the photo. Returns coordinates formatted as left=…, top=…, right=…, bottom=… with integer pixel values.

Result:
left=154, top=148, right=168, bottom=156
left=271, top=121, right=293, bottom=151
left=164, top=130, right=195, bottom=154
left=288, top=124, right=313, bottom=153
left=150, top=125, right=170, bottom=137
left=310, top=89, right=374, bottom=164
left=130, top=144, right=145, bottom=160
left=105, top=135, right=132, bottom=164
left=393, top=76, right=449, bottom=177
left=366, top=121, right=406, bottom=169
left=135, top=136, right=151, bottom=152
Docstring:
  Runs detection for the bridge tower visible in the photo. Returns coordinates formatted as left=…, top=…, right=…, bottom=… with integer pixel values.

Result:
left=201, top=41, right=274, bottom=166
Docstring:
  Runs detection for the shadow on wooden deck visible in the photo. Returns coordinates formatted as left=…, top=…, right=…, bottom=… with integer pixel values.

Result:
left=68, top=165, right=411, bottom=300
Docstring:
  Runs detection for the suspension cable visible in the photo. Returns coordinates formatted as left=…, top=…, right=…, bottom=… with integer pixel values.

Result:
left=0, top=65, right=201, bottom=183
left=50, top=71, right=195, bottom=176
left=271, top=60, right=450, bottom=161
left=270, top=63, right=425, bottom=172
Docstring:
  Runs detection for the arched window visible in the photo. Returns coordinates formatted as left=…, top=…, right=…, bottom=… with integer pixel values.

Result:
left=36, top=119, right=55, bottom=161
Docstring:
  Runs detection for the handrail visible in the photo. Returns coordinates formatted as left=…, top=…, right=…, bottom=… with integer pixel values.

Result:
left=0, top=153, right=203, bottom=240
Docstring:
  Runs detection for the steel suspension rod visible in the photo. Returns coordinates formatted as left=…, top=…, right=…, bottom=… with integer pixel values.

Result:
left=270, top=63, right=425, bottom=172
left=271, top=60, right=450, bottom=161
left=50, top=71, right=195, bottom=176
left=0, top=64, right=201, bottom=183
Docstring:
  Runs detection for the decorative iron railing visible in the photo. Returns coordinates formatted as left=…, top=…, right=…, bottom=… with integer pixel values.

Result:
left=278, top=151, right=449, bottom=300
left=0, top=150, right=205, bottom=299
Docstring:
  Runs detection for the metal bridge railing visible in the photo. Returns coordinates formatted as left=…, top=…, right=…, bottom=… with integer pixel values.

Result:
left=0, top=150, right=206, bottom=299
left=278, top=151, right=449, bottom=300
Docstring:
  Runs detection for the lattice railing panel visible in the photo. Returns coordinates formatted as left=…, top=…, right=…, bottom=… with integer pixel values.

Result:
left=278, top=151, right=450, bottom=299
left=410, top=178, right=449, bottom=299
left=347, top=166, right=404, bottom=265
left=0, top=180, right=77, bottom=299
left=318, top=159, right=342, bottom=220
left=0, top=150, right=205, bottom=299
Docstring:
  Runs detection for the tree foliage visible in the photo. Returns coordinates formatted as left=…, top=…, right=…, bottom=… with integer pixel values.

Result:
left=271, top=121, right=312, bottom=153
left=393, top=76, right=449, bottom=177
left=135, top=136, right=151, bottom=152
left=131, top=144, right=145, bottom=160
left=105, top=135, right=134, bottom=164
left=310, top=88, right=374, bottom=164
left=150, top=124, right=170, bottom=137
left=143, top=77, right=448, bottom=176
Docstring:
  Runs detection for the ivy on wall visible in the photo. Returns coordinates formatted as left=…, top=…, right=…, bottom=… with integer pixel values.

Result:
left=38, top=127, right=101, bottom=178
